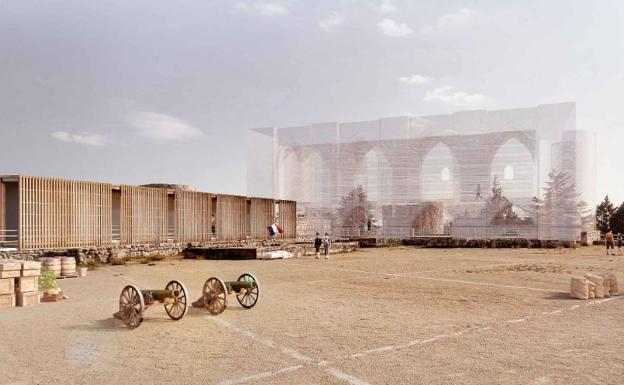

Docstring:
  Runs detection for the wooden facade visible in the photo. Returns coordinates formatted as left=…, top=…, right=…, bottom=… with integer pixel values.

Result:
left=18, top=176, right=112, bottom=250
left=174, top=190, right=213, bottom=243
left=0, top=175, right=296, bottom=250
left=279, top=200, right=297, bottom=238
left=0, top=181, right=5, bottom=236
left=120, top=185, right=168, bottom=245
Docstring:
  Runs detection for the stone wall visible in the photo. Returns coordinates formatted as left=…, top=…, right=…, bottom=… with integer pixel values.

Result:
left=0, top=238, right=360, bottom=262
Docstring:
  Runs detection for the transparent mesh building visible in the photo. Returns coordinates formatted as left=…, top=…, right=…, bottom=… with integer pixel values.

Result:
left=248, top=103, right=596, bottom=241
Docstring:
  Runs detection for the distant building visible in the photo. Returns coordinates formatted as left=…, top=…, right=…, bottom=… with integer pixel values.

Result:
left=248, top=103, right=596, bottom=241
left=0, top=175, right=297, bottom=250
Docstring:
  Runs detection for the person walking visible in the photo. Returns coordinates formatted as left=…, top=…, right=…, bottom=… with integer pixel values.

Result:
left=605, top=230, right=615, bottom=255
left=323, top=232, right=330, bottom=259
left=617, top=233, right=623, bottom=256
left=314, top=232, right=322, bottom=259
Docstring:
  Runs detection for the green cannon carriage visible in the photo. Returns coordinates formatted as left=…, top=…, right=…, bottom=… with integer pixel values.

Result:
left=199, top=273, right=260, bottom=315
left=116, top=280, right=189, bottom=329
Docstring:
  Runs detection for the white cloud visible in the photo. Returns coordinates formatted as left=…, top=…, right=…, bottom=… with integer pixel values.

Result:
left=378, top=18, right=413, bottom=38
left=319, top=12, right=345, bottom=32
left=398, top=74, right=434, bottom=85
left=423, top=85, right=488, bottom=106
left=129, top=111, right=204, bottom=141
left=234, top=1, right=290, bottom=17
left=379, top=0, right=396, bottom=13
left=51, top=131, right=107, bottom=146
left=420, top=8, right=476, bottom=34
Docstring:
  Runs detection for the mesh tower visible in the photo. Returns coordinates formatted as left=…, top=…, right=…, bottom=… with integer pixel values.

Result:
left=247, top=103, right=596, bottom=241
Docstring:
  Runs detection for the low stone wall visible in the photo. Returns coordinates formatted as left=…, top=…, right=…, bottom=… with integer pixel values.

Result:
left=0, top=238, right=360, bottom=262
left=402, top=238, right=580, bottom=248
left=0, top=243, right=185, bottom=263
left=262, top=240, right=359, bottom=257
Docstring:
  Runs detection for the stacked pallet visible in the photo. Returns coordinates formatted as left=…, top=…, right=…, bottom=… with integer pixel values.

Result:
left=0, top=261, right=41, bottom=308
left=16, top=261, right=40, bottom=307
left=0, top=261, right=20, bottom=308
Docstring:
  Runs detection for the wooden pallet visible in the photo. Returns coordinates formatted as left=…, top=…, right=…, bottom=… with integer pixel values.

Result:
left=57, top=274, right=78, bottom=280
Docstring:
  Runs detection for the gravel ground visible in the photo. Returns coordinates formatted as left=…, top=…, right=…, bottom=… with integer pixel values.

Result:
left=1, top=246, right=622, bottom=385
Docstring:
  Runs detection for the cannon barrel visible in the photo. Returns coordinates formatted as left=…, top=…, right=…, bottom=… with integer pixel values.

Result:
left=226, top=281, right=257, bottom=292
left=141, top=290, right=176, bottom=301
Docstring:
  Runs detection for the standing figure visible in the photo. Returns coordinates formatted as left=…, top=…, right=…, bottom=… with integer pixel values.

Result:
left=475, top=184, right=483, bottom=200
left=618, top=233, right=623, bottom=256
left=314, top=232, right=322, bottom=259
left=605, top=230, right=615, bottom=255
left=323, top=233, right=330, bottom=259
left=211, top=214, right=216, bottom=238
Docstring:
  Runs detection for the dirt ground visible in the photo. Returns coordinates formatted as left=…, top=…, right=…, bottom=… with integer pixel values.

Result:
left=1, top=246, right=623, bottom=385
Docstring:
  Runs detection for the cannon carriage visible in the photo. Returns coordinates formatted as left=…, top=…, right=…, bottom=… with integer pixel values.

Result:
left=200, top=273, right=260, bottom=315
left=116, top=280, right=189, bottom=329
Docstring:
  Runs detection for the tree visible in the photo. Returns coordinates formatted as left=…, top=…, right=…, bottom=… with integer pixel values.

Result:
left=540, top=170, right=589, bottom=240
left=336, top=185, right=373, bottom=229
left=595, top=195, right=615, bottom=233
left=413, top=203, right=443, bottom=233
left=486, top=176, right=522, bottom=225
left=610, top=203, right=624, bottom=235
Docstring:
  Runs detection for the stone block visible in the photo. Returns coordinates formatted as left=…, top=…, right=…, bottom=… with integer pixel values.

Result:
left=0, top=270, right=20, bottom=279
left=16, top=291, right=39, bottom=307
left=0, top=294, right=15, bottom=308
left=21, top=269, right=40, bottom=277
left=0, top=278, right=15, bottom=295
left=15, top=276, right=38, bottom=293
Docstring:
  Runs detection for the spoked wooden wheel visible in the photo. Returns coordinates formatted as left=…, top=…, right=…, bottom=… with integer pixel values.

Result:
left=164, top=280, right=189, bottom=321
left=119, top=285, right=144, bottom=329
left=203, top=277, right=227, bottom=315
left=236, top=273, right=259, bottom=309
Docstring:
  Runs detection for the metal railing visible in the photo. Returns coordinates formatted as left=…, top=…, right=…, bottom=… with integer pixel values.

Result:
left=111, top=225, right=176, bottom=243
left=0, top=229, right=19, bottom=248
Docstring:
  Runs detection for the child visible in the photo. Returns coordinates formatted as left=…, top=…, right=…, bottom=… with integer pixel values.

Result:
left=323, top=233, right=330, bottom=259
left=314, top=232, right=322, bottom=259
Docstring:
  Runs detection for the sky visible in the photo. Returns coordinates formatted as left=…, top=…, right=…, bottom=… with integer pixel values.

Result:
left=0, top=0, right=623, bottom=204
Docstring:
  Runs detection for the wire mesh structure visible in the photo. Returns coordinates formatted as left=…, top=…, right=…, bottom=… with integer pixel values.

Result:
left=247, top=103, right=596, bottom=241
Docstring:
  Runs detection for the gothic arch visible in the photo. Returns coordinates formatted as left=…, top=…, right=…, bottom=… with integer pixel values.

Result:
left=489, top=138, right=536, bottom=199
left=421, top=142, right=457, bottom=202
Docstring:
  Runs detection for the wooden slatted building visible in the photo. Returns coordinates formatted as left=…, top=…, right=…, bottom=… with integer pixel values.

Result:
left=0, top=175, right=296, bottom=250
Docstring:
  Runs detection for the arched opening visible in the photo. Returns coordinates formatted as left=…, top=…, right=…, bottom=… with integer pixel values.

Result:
left=441, top=167, right=451, bottom=182
left=302, top=152, right=326, bottom=204
left=504, top=165, right=514, bottom=180
left=353, top=149, right=392, bottom=204
left=279, top=150, right=303, bottom=202
left=421, top=143, right=456, bottom=201
left=490, top=138, right=535, bottom=199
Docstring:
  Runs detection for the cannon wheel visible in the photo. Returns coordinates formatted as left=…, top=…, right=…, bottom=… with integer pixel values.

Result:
left=119, top=285, right=144, bottom=329
left=203, top=277, right=227, bottom=315
left=236, top=273, right=260, bottom=309
left=164, top=280, right=189, bottom=321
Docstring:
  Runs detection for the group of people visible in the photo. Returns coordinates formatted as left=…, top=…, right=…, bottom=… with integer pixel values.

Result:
left=604, top=230, right=623, bottom=255
left=314, top=232, right=331, bottom=259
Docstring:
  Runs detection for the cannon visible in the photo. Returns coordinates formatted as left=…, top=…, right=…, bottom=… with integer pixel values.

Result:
left=199, top=273, right=260, bottom=315
left=116, top=280, right=189, bottom=329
